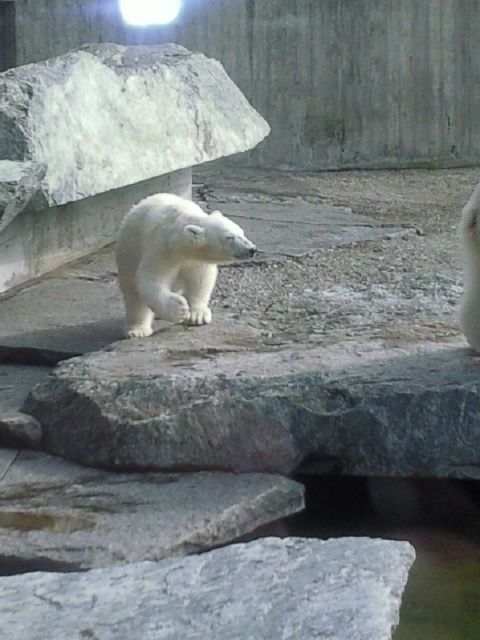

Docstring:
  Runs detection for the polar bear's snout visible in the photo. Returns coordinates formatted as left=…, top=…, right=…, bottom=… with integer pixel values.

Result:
left=233, top=236, right=257, bottom=259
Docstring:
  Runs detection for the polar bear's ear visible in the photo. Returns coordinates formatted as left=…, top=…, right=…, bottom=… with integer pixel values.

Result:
left=184, top=224, right=206, bottom=243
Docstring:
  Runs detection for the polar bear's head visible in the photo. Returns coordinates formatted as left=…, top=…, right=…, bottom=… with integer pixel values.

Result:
left=184, top=210, right=257, bottom=263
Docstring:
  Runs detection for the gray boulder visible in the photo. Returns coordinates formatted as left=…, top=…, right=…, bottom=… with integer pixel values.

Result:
left=0, top=42, right=270, bottom=231
left=23, top=324, right=480, bottom=478
left=0, top=449, right=304, bottom=571
left=0, top=536, right=415, bottom=640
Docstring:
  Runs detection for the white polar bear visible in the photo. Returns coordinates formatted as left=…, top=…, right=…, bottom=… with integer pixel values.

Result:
left=115, top=193, right=256, bottom=338
left=459, top=179, right=480, bottom=351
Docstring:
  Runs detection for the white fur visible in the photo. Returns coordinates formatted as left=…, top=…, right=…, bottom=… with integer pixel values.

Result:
left=459, top=180, right=480, bottom=351
left=115, top=193, right=256, bottom=338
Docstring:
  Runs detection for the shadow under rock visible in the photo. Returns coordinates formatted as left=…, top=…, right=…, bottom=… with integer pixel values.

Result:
left=0, top=317, right=126, bottom=362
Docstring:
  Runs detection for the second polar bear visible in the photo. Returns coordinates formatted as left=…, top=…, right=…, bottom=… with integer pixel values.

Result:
left=115, top=193, right=257, bottom=338
left=459, top=179, right=480, bottom=351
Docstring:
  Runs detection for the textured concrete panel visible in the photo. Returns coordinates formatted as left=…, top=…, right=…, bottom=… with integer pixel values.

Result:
left=12, top=0, right=480, bottom=170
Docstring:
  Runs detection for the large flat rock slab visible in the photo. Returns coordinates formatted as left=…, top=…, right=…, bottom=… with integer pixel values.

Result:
left=23, top=321, right=480, bottom=479
left=0, top=42, right=269, bottom=231
left=0, top=449, right=304, bottom=572
left=0, top=536, right=415, bottom=640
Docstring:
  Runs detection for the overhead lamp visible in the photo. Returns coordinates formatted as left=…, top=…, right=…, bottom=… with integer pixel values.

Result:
left=119, top=0, right=182, bottom=26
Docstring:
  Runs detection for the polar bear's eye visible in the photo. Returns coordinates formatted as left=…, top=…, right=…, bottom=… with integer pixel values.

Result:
left=225, top=235, right=235, bottom=241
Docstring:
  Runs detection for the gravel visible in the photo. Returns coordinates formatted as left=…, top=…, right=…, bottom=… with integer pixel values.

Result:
left=196, top=166, right=475, bottom=347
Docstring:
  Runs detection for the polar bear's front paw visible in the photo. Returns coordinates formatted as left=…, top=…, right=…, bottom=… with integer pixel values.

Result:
left=186, top=306, right=212, bottom=326
left=126, top=325, right=154, bottom=338
left=164, top=295, right=190, bottom=324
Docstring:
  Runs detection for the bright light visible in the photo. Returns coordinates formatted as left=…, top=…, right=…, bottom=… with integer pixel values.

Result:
left=119, top=0, right=182, bottom=26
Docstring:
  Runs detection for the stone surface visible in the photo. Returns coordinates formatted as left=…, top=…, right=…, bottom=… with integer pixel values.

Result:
left=194, top=166, right=465, bottom=349
left=0, top=161, right=48, bottom=235
left=0, top=536, right=415, bottom=640
left=0, top=449, right=304, bottom=572
left=0, top=365, right=50, bottom=413
left=0, top=413, right=41, bottom=449
left=0, top=365, right=47, bottom=448
left=205, top=200, right=414, bottom=260
left=0, top=273, right=124, bottom=354
left=23, top=320, right=480, bottom=479
left=0, top=42, right=269, bottom=230
left=0, top=161, right=37, bottom=218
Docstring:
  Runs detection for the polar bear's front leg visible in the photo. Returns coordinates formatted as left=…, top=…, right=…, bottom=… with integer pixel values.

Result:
left=178, top=263, right=217, bottom=326
left=161, top=292, right=190, bottom=323
left=137, top=272, right=190, bottom=324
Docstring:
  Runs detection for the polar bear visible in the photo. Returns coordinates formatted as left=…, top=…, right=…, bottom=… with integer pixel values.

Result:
left=459, top=179, right=480, bottom=351
left=115, top=193, right=256, bottom=338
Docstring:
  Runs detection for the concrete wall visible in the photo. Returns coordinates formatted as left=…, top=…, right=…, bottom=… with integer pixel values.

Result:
left=12, top=0, right=480, bottom=170
left=0, top=1, right=16, bottom=72
left=0, top=168, right=191, bottom=292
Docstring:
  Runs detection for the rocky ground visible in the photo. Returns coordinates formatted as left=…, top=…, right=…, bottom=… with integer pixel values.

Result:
left=3, top=166, right=479, bottom=477
left=198, top=166, right=474, bottom=346
left=1, top=165, right=477, bottom=639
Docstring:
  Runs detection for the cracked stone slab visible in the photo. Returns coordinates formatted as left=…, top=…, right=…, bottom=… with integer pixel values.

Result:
left=22, top=315, right=480, bottom=479
left=0, top=42, right=269, bottom=231
left=209, top=200, right=414, bottom=259
left=0, top=449, right=304, bottom=572
left=0, top=536, right=415, bottom=640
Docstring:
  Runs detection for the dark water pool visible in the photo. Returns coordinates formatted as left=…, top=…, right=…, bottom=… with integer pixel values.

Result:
left=244, top=475, right=480, bottom=640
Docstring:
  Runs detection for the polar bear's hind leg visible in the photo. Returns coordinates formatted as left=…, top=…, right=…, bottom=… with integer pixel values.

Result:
left=119, top=280, right=155, bottom=338
left=126, top=304, right=154, bottom=338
